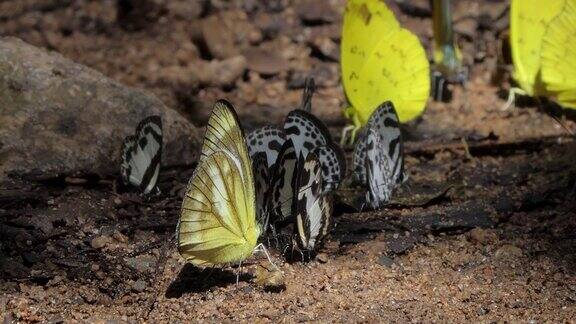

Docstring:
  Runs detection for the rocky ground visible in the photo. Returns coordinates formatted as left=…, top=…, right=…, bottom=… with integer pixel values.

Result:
left=1, top=0, right=576, bottom=322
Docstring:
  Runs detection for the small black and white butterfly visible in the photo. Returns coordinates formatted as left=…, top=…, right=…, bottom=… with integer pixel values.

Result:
left=120, top=116, right=163, bottom=195
left=353, top=101, right=405, bottom=209
left=293, top=152, right=332, bottom=254
left=247, top=77, right=345, bottom=195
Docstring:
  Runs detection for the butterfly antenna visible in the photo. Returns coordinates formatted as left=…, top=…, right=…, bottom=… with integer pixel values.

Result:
left=301, top=77, right=315, bottom=112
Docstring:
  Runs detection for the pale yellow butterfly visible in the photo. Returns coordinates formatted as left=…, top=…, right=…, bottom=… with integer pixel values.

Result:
left=177, top=100, right=261, bottom=266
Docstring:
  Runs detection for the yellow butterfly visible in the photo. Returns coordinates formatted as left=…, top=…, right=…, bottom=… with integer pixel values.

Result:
left=177, top=100, right=261, bottom=266
left=341, top=0, right=430, bottom=142
left=509, top=0, right=565, bottom=97
left=541, top=0, right=576, bottom=109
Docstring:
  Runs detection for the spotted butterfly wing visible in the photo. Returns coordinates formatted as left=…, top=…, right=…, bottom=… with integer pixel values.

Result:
left=364, top=128, right=395, bottom=209
left=284, top=110, right=331, bottom=156
left=246, top=125, right=286, bottom=167
left=294, top=152, right=332, bottom=252
left=265, top=139, right=300, bottom=227
left=284, top=110, right=346, bottom=192
left=120, top=116, right=162, bottom=194
left=312, top=144, right=345, bottom=193
left=252, top=152, right=270, bottom=231
left=352, top=128, right=368, bottom=185
left=353, top=101, right=405, bottom=186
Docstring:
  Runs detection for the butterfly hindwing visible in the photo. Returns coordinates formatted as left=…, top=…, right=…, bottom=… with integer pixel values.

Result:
left=294, top=153, right=332, bottom=252
left=178, top=100, right=259, bottom=266
left=352, top=128, right=368, bottom=185
left=265, top=139, right=299, bottom=227
left=252, top=152, right=270, bottom=232
left=120, top=115, right=162, bottom=194
left=312, top=144, right=346, bottom=193
left=364, top=128, right=394, bottom=209
left=246, top=125, right=286, bottom=167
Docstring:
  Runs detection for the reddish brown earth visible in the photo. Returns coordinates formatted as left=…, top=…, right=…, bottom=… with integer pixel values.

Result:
left=1, top=0, right=576, bottom=322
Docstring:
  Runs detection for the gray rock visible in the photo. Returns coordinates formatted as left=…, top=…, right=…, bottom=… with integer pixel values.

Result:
left=125, top=254, right=157, bottom=274
left=377, top=255, right=396, bottom=268
left=0, top=37, right=200, bottom=180
left=131, top=279, right=147, bottom=293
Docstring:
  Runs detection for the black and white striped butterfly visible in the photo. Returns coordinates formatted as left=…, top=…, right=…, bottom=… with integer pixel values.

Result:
left=293, top=151, right=332, bottom=253
left=260, top=139, right=333, bottom=253
left=353, top=101, right=405, bottom=209
left=120, top=116, right=163, bottom=195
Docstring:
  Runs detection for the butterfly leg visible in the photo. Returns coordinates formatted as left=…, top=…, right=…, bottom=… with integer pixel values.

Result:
left=255, top=243, right=280, bottom=272
left=236, top=260, right=243, bottom=285
left=340, top=125, right=356, bottom=146
left=501, top=87, right=527, bottom=111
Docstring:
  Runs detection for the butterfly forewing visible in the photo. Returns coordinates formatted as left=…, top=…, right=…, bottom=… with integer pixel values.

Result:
left=246, top=125, right=286, bottom=167
left=284, top=110, right=331, bottom=157
left=284, top=110, right=346, bottom=192
left=120, top=115, right=162, bottom=194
